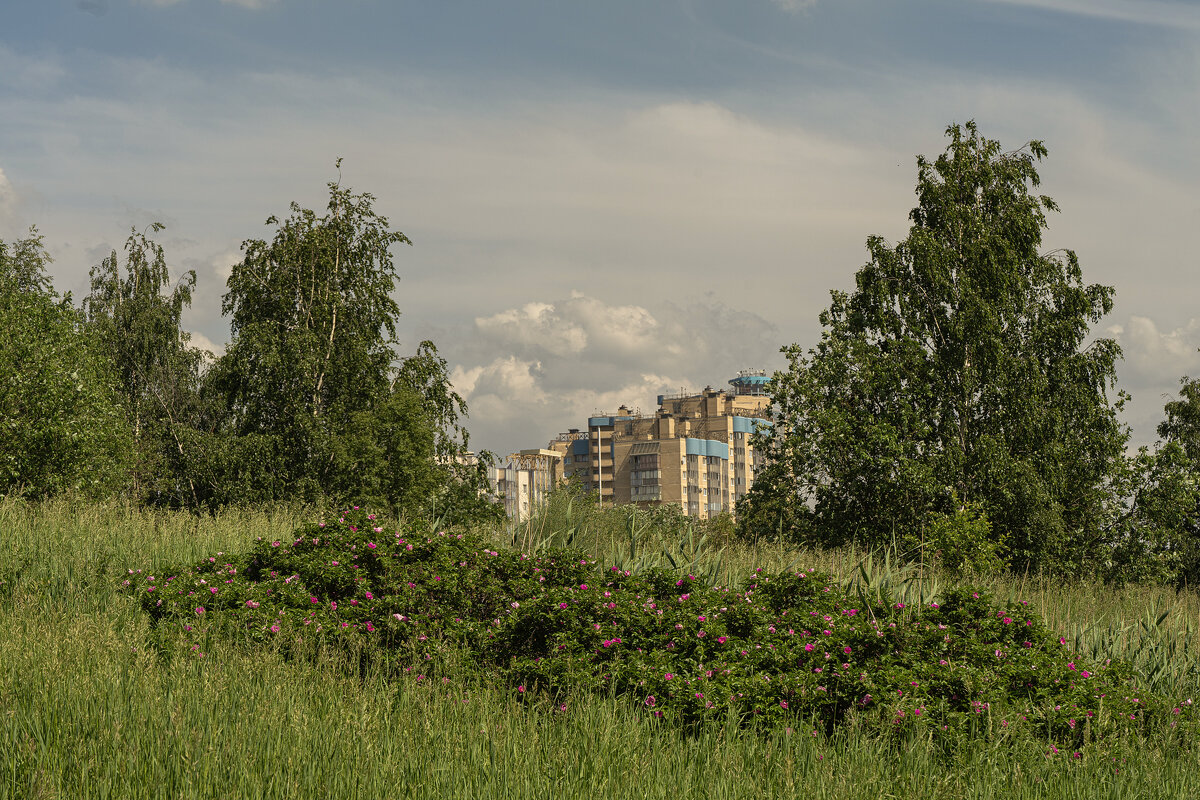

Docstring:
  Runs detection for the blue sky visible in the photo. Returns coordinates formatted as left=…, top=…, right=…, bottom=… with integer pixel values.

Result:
left=3, top=0, right=1200, bottom=457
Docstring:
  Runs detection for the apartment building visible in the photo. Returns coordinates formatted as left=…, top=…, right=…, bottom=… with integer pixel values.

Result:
left=491, top=448, right=563, bottom=521
left=545, top=371, right=772, bottom=519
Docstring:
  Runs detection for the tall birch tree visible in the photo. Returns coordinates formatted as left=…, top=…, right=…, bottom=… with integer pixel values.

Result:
left=743, top=122, right=1128, bottom=574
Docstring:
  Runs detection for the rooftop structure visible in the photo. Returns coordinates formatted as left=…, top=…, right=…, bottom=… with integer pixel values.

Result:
left=728, top=369, right=771, bottom=396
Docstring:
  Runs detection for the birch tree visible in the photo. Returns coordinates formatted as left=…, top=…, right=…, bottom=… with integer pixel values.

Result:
left=743, top=123, right=1128, bottom=574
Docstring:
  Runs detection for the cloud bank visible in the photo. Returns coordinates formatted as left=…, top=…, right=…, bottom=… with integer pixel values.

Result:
left=5, top=4, right=1200, bottom=460
left=1108, top=315, right=1200, bottom=448
left=983, top=0, right=1200, bottom=30
left=446, top=292, right=782, bottom=456
left=0, top=168, right=15, bottom=227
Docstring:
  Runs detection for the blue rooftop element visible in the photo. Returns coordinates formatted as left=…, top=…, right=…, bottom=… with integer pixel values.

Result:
left=685, top=438, right=730, bottom=460
left=724, top=371, right=772, bottom=391
left=587, top=415, right=637, bottom=428
left=733, top=416, right=750, bottom=434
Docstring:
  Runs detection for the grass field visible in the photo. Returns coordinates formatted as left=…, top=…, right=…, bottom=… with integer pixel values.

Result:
left=2, top=498, right=1198, bottom=799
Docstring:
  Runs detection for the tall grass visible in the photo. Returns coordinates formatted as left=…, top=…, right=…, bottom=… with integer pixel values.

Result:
left=2, top=497, right=1197, bottom=799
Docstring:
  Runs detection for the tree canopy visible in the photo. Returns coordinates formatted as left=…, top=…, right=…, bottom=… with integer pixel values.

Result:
left=0, top=230, right=132, bottom=498
left=85, top=225, right=206, bottom=505
left=0, top=166, right=498, bottom=524
left=196, top=165, right=497, bottom=521
left=742, top=122, right=1129, bottom=574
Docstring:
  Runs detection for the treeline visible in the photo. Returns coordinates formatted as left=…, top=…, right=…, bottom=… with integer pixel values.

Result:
left=7, top=125, right=1200, bottom=587
left=0, top=168, right=498, bottom=525
left=739, top=122, right=1200, bottom=587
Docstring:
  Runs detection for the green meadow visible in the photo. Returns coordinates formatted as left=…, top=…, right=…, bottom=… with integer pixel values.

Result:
left=2, top=497, right=1198, bottom=800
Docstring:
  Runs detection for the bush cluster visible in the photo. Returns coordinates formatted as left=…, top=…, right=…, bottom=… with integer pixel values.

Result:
left=122, top=509, right=1195, bottom=748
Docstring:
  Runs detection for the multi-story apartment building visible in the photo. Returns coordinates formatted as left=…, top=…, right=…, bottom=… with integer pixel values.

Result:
left=545, top=371, right=772, bottom=519
left=491, top=448, right=563, bottom=521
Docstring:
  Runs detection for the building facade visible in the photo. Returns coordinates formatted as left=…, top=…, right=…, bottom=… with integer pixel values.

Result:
left=492, top=448, right=563, bottom=521
left=545, top=371, right=772, bottom=519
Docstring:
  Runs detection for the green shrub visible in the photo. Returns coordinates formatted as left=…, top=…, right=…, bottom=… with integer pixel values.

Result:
left=906, top=503, right=1005, bottom=577
left=122, top=508, right=1195, bottom=749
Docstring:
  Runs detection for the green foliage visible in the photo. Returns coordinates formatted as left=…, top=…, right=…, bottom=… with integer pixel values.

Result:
left=324, top=384, right=440, bottom=512
left=0, top=230, right=132, bottom=498
left=704, top=509, right=737, bottom=543
left=734, top=461, right=810, bottom=544
left=1101, top=377, right=1200, bottom=587
left=204, top=165, right=410, bottom=505
left=1092, top=377, right=1200, bottom=587
left=392, top=340, right=501, bottom=526
left=1159, top=376, right=1200, bottom=465
left=1103, top=443, right=1200, bottom=586
left=0, top=228, right=55, bottom=295
left=193, top=164, right=495, bottom=521
left=85, top=225, right=207, bottom=507
left=1066, top=601, right=1200, bottom=700
left=905, top=502, right=1005, bottom=578
left=516, top=488, right=733, bottom=584
left=395, top=339, right=472, bottom=466
left=745, top=122, right=1128, bottom=575
left=122, top=509, right=1194, bottom=748
left=2, top=195, right=485, bottom=515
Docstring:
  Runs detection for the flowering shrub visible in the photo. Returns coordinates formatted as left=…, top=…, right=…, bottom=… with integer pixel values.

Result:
left=121, top=509, right=1194, bottom=747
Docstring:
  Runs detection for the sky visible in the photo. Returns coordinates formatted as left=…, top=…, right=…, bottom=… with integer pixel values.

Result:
left=3, top=0, right=1200, bottom=458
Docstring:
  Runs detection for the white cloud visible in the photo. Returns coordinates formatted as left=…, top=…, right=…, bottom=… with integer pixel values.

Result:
left=185, top=330, right=224, bottom=359
left=981, top=0, right=1200, bottom=30
left=451, top=356, right=543, bottom=401
left=1125, top=316, right=1200, bottom=363
left=0, top=46, right=66, bottom=93
left=210, top=249, right=240, bottom=282
left=770, top=0, right=819, bottom=12
left=457, top=362, right=692, bottom=458
left=1108, top=315, right=1200, bottom=383
left=445, top=292, right=781, bottom=455
left=475, top=302, right=588, bottom=358
left=1106, top=315, right=1200, bottom=448
left=0, top=168, right=15, bottom=225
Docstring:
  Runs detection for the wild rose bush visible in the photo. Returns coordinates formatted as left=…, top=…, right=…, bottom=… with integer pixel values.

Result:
left=122, top=509, right=1194, bottom=748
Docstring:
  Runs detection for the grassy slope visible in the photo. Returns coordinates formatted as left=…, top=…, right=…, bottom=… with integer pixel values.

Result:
left=1, top=498, right=1197, bottom=800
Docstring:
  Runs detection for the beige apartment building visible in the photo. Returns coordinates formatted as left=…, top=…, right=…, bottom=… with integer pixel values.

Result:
left=544, top=371, right=772, bottom=519
left=492, top=449, right=563, bottom=521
